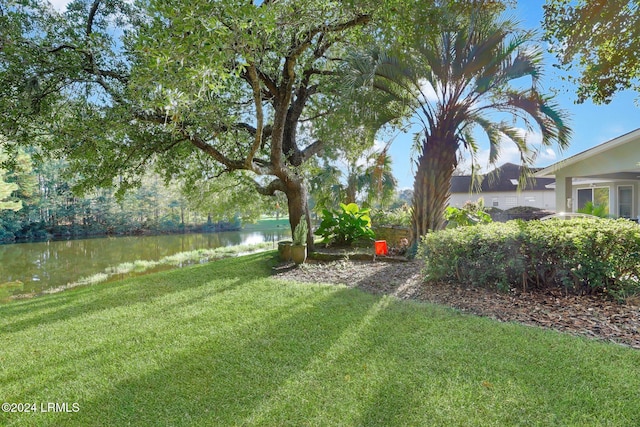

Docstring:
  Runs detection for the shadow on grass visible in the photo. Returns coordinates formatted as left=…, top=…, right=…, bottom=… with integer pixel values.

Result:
left=4, top=252, right=640, bottom=426
left=0, top=252, right=274, bottom=334
left=40, top=286, right=382, bottom=426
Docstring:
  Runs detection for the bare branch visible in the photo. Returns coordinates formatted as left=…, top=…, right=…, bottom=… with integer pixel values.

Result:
left=254, top=67, right=278, bottom=98
left=299, top=111, right=330, bottom=123
left=47, top=44, right=78, bottom=53
left=186, top=132, right=247, bottom=171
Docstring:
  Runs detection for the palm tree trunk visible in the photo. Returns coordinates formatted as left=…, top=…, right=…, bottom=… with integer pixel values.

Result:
left=411, top=135, right=458, bottom=245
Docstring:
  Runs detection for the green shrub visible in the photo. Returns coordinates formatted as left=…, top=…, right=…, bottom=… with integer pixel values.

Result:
left=444, top=199, right=492, bottom=228
left=370, top=206, right=412, bottom=227
left=419, top=218, right=640, bottom=299
left=315, top=203, right=375, bottom=246
left=444, top=204, right=492, bottom=228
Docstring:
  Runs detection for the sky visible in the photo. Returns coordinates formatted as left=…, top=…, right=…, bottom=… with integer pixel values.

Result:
left=49, top=0, right=640, bottom=190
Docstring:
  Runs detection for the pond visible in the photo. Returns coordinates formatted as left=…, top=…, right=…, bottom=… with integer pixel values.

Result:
left=0, top=223, right=290, bottom=300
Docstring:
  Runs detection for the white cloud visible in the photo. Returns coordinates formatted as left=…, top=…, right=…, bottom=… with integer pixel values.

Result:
left=417, top=79, right=441, bottom=104
left=372, top=138, right=387, bottom=152
left=49, top=0, right=71, bottom=11
left=538, top=148, right=557, bottom=162
left=354, top=139, right=388, bottom=167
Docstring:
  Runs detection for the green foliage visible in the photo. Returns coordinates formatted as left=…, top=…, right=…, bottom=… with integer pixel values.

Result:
left=314, top=203, right=375, bottom=246
left=307, top=146, right=397, bottom=215
left=0, top=0, right=385, bottom=240
left=0, top=152, right=244, bottom=243
left=0, top=146, right=22, bottom=212
left=577, top=201, right=608, bottom=218
left=292, top=215, right=308, bottom=246
left=181, top=168, right=275, bottom=224
left=444, top=200, right=492, bottom=228
left=544, top=0, right=640, bottom=104
left=0, top=179, right=21, bottom=212
left=370, top=206, right=412, bottom=227
left=419, top=218, right=640, bottom=299
left=346, top=3, right=571, bottom=236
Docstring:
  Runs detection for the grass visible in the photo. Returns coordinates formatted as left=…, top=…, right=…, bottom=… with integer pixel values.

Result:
left=1, top=252, right=639, bottom=426
left=243, top=217, right=290, bottom=232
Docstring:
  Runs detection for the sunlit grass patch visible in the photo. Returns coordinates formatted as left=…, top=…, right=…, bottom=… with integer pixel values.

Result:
left=1, top=252, right=639, bottom=426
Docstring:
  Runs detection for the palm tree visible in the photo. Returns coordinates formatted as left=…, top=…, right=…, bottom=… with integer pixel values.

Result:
left=346, top=7, right=571, bottom=244
left=360, top=146, right=397, bottom=209
left=308, top=147, right=397, bottom=213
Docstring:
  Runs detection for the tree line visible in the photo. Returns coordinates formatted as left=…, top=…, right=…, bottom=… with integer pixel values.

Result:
left=0, top=147, right=254, bottom=243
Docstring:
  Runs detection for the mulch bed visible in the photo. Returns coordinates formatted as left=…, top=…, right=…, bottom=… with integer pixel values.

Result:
left=273, top=258, right=640, bottom=350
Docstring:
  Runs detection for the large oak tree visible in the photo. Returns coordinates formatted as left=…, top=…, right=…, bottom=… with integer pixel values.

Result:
left=0, top=0, right=392, bottom=246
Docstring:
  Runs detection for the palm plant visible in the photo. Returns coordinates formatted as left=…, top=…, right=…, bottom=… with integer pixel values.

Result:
left=361, top=146, right=397, bottom=209
left=308, top=147, right=397, bottom=212
left=346, top=6, right=571, bottom=244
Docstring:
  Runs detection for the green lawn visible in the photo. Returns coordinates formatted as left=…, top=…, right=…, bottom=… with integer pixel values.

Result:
left=1, top=252, right=640, bottom=426
left=243, top=217, right=290, bottom=232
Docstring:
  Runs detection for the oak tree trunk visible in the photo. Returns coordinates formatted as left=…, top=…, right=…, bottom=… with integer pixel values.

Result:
left=284, top=177, right=314, bottom=251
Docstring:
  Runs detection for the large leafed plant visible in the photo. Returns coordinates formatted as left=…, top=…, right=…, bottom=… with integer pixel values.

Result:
left=315, top=203, right=375, bottom=246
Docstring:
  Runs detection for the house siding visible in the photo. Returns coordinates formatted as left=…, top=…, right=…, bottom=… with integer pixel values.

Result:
left=546, top=132, right=640, bottom=215
left=449, top=163, right=556, bottom=211
left=449, top=190, right=555, bottom=210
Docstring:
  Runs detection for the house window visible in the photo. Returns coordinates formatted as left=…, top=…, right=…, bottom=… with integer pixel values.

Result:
left=576, top=187, right=610, bottom=215
left=505, top=196, right=517, bottom=207
left=618, top=186, right=633, bottom=218
left=492, top=198, right=499, bottom=207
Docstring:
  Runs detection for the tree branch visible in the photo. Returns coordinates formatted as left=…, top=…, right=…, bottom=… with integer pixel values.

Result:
left=131, top=110, right=249, bottom=171
left=301, top=139, right=325, bottom=163
left=255, top=67, right=279, bottom=98
left=245, top=64, right=264, bottom=170
left=255, top=178, right=286, bottom=196
left=86, top=0, right=102, bottom=37
left=185, top=132, right=247, bottom=171
left=290, top=14, right=371, bottom=59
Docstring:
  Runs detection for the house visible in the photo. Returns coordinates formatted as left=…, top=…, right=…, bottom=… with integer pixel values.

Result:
left=536, top=128, right=640, bottom=218
left=449, top=162, right=556, bottom=211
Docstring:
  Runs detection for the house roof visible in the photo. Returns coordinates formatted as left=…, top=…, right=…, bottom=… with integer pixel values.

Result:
left=451, top=162, right=555, bottom=193
left=536, top=127, right=640, bottom=178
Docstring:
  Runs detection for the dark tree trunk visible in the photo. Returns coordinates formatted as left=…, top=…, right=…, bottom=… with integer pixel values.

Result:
left=284, top=177, right=314, bottom=251
left=410, top=135, right=458, bottom=246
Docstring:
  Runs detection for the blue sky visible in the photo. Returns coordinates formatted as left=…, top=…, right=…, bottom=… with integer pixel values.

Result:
left=49, top=0, right=639, bottom=190
left=387, top=0, right=640, bottom=189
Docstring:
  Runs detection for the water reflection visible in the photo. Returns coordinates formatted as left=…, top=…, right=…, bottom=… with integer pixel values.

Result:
left=0, top=228, right=290, bottom=298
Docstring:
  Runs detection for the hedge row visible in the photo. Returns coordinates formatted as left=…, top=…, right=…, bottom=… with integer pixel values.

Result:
left=419, top=218, right=640, bottom=300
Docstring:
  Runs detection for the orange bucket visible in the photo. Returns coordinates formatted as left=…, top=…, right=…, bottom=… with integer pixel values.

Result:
left=374, top=240, right=388, bottom=256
